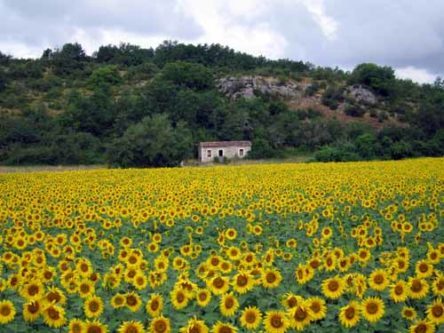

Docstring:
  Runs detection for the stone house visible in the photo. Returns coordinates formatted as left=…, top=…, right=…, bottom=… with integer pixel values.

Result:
left=198, top=141, right=251, bottom=163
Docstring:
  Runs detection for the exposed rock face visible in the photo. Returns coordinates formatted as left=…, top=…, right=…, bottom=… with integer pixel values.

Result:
left=216, top=76, right=303, bottom=100
left=345, top=85, right=377, bottom=105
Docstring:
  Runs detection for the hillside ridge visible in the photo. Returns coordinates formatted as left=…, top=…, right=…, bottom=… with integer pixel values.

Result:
left=0, top=41, right=443, bottom=166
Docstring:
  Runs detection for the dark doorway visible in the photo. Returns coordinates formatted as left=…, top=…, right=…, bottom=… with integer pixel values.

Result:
left=218, top=149, right=223, bottom=157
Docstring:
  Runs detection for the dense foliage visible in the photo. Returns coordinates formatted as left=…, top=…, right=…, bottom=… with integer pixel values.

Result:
left=0, top=42, right=443, bottom=166
left=0, top=159, right=443, bottom=332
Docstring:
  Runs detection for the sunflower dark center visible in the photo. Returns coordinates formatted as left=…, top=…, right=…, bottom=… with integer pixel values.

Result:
left=154, top=320, right=167, bottom=332
left=0, top=305, right=11, bottom=316
left=271, top=315, right=283, bottom=328
left=246, top=311, right=257, bottom=323
left=47, top=307, right=60, bottom=320
left=432, top=305, right=443, bottom=317
left=414, top=324, right=427, bottom=333
left=345, top=307, right=355, bottom=319
left=366, top=302, right=378, bottom=314
left=266, top=273, right=277, bottom=283
left=237, top=275, right=248, bottom=287
left=328, top=280, right=339, bottom=291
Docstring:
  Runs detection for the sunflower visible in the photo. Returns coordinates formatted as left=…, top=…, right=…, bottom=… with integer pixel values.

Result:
left=339, top=301, right=360, bottom=328
left=207, top=255, right=223, bottom=269
left=409, top=277, right=430, bottom=299
left=295, top=264, right=314, bottom=285
left=394, top=257, right=409, bottom=273
left=240, top=306, right=262, bottom=330
left=23, top=300, right=41, bottom=322
left=84, top=296, right=104, bottom=318
left=281, top=293, right=303, bottom=310
left=264, top=310, right=289, bottom=333
left=124, top=268, right=138, bottom=283
left=402, top=306, right=417, bottom=321
left=432, top=275, right=444, bottom=296
left=219, top=293, right=239, bottom=317
left=146, top=293, right=163, bottom=317
left=211, top=321, right=237, bottom=333
left=289, top=303, right=312, bottom=331
left=390, top=280, right=409, bottom=303
left=0, top=300, right=16, bottom=324
left=68, top=318, right=85, bottom=333
left=45, top=286, right=67, bottom=306
left=85, top=319, right=108, bottom=333
left=171, top=288, right=190, bottom=310
left=78, top=280, right=95, bottom=299
left=43, top=304, right=66, bottom=328
left=180, top=317, right=209, bottom=333
left=196, top=288, right=212, bottom=307
left=306, top=297, right=327, bottom=321
left=219, top=261, right=232, bottom=274
left=125, top=292, right=142, bottom=312
left=130, top=272, right=146, bottom=290
left=232, top=271, right=254, bottom=294
left=361, top=297, right=385, bottom=323
left=154, top=256, right=169, bottom=272
left=19, top=281, right=45, bottom=301
left=368, top=269, right=389, bottom=291
left=409, top=320, right=436, bottom=333
left=226, top=246, right=241, bottom=260
left=76, top=259, right=93, bottom=278
left=111, top=293, right=126, bottom=309
left=357, top=248, right=371, bottom=264
left=321, top=276, right=346, bottom=299
left=338, top=257, right=352, bottom=272
left=125, top=253, right=142, bottom=267
left=150, top=316, right=171, bottom=333
left=426, top=298, right=444, bottom=324
left=415, top=260, right=434, bottom=278
left=262, top=269, right=282, bottom=289
left=208, top=276, right=230, bottom=295
left=225, top=228, right=237, bottom=240
left=8, top=273, right=20, bottom=290
left=427, top=249, right=440, bottom=264
left=118, top=321, right=145, bottom=333
left=323, top=254, right=337, bottom=272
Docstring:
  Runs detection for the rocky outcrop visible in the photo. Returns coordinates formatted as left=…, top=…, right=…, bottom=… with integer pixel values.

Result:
left=345, top=85, right=377, bottom=105
left=216, top=76, right=304, bottom=100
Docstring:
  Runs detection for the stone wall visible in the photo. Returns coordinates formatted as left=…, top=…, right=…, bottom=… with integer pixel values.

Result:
left=199, top=145, right=251, bottom=163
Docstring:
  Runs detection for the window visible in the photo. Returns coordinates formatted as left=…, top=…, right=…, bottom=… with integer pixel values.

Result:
left=239, top=148, right=244, bottom=156
left=207, top=150, right=212, bottom=158
left=218, top=149, right=223, bottom=157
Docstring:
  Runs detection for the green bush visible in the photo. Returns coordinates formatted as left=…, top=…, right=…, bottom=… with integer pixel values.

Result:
left=321, top=87, right=343, bottom=110
left=314, top=145, right=360, bottom=162
left=344, top=103, right=366, bottom=117
left=106, top=114, right=193, bottom=167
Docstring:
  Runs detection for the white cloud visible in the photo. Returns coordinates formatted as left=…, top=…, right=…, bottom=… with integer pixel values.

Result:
left=177, top=0, right=288, bottom=59
left=0, top=0, right=443, bottom=84
left=0, top=41, right=39, bottom=58
left=298, top=0, right=338, bottom=40
left=395, top=66, right=437, bottom=84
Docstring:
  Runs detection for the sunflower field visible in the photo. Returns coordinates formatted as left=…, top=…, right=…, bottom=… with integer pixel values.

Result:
left=0, top=158, right=443, bottom=333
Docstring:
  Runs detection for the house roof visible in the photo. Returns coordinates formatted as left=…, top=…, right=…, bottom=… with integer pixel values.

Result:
left=199, top=141, right=252, bottom=148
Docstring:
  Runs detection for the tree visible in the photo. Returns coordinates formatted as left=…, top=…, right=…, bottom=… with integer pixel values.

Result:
left=52, top=43, right=88, bottom=75
left=160, top=61, right=213, bottom=90
left=107, top=114, right=193, bottom=167
left=349, top=63, right=395, bottom=97
left=0, top=51, right=12, bottom=65
left=88, top=65, right=121, bottom=88
left=0, top=71, right=6, bottom=92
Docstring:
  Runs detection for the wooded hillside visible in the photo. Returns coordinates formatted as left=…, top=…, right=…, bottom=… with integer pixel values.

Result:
left=0, top=41, right=443, bottom=166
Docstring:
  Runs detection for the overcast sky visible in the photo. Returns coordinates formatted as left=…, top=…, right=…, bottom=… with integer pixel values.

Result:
left=1, top=0, right=443, bottom=83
